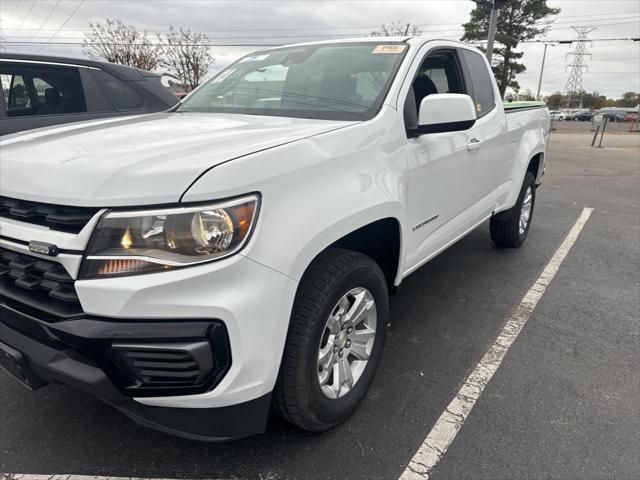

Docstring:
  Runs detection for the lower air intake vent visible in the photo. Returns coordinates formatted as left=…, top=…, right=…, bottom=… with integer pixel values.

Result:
left=112, top=341, right=215, bottom=388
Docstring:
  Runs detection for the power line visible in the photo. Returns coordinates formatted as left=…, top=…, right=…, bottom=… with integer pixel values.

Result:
left=8, top=0, right=36, bottom=37
left=4, top=37, right=639, bottom=49
left=4, top=18, right=639, bottom=43
left=36, top=0, right=86, bottom=53
left=24, top=0, right=62, bottom=45
left=2, top=11, right=638, bottom=34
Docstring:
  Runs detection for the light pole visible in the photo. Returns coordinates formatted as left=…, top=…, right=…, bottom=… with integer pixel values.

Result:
left=485, top=4, right=499, bottom=63
left=472, top=0, right=508, bottom=64
left=536, top=42, right=556, bottom=101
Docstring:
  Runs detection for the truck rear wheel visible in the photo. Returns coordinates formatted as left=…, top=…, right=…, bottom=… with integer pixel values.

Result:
left=490, top=172, right=536, bottom=248
left=273, top=248, right=388, bottom=431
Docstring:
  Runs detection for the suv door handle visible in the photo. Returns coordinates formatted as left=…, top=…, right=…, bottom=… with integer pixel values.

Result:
left=467, top=138, right=483, bottom=151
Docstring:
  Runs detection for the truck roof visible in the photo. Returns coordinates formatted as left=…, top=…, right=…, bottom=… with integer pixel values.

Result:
left=261, top=36, right=469, bottom=50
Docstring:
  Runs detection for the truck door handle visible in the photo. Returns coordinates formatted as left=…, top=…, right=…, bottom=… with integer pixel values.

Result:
left=467, top=138, right=483, bottom=151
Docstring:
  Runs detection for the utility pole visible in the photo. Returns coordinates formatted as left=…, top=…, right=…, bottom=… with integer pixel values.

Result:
left=485, top=5, right=499, bottom=63
left=536, top=42, right=555, bottom=101
left=472, top=0, right=508, bottom=64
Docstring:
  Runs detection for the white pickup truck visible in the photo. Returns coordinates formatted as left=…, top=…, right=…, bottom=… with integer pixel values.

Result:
left=0, top=37, right=549, bottom=440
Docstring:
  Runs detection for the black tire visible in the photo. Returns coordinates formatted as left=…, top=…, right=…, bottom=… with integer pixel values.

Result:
left=273, top=248, right=388, bottom=432
left=490, top=171, right=536, bottom=248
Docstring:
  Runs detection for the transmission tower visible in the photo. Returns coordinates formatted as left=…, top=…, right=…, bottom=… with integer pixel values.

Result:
left=563, top=26, right=597, bottom=109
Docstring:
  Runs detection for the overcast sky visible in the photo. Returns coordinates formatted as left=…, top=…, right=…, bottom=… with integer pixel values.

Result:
left=0, top=0, right=638, bottom=98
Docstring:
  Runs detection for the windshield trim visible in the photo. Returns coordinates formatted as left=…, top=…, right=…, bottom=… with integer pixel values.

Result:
left=176, top=41, right=409, bottom=122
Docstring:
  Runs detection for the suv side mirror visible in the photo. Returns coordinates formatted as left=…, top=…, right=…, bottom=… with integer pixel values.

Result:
left=410, top=93, right=477, bottom=137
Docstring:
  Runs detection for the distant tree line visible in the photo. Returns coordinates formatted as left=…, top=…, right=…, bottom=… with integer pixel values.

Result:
left=83, top=19, right=212, bottom=91
left=544, top=91, right=640, bottom=110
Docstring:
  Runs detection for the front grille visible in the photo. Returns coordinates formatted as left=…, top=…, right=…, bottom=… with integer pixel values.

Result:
left=0, top=196, right=99, bottom=234
left=0, top=246, right=83, bottom=320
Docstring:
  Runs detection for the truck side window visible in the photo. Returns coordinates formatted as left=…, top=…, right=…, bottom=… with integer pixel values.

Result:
left=0, top=64, right=86, bottom=117
left=460, top=50, right=495, bottom=117
left=404, top=49, right=466, bottom=130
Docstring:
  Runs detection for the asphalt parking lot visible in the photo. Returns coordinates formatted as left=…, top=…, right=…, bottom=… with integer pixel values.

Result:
left=1, top=124, right=639, bottom=480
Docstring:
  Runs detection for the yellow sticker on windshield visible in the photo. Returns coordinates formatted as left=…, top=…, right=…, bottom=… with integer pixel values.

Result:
left=372, top=44, right=407, bottom=54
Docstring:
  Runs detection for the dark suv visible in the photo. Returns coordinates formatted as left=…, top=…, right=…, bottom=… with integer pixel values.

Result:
left=0, top=53, right=178, bottom=136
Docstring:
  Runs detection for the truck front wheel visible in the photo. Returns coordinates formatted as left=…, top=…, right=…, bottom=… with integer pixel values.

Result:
left=490, top=171, right=536, bottom=248
left=273, top=248, right=388, bottom=431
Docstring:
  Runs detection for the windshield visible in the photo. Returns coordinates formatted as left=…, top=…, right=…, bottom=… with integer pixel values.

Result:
left=177, top=42, right=408, bottom=121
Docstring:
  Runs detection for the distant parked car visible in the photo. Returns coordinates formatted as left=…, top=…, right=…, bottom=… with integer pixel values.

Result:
left=563, top=111, right=578, bottom=121
left=600, top=110, right=622, bottom=122
left=574, top=111, right=594, bottom=122
left=619, top=113, right=638, bottom=123
left=0, top=53, right=178, bottom=136
left=550, top=110, right=565, bottom=120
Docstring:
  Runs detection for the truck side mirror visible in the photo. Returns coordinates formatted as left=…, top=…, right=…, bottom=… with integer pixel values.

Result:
left=410, top=94, right=477, bottom=137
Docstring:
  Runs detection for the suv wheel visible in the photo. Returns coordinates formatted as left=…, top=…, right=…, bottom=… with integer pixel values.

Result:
left=273, top=248, right=388, bottom=431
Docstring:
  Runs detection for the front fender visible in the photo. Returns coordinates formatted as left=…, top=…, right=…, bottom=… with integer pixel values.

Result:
left=182, top=110, right=408, bottom=283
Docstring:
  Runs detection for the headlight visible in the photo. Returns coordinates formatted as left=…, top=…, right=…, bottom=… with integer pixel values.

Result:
left=80, top=194, right=259, bottom=278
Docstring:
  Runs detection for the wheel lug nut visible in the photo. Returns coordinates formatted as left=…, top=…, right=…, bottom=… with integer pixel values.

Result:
left=338, top=349, right=344, bottom=357
left=334, top=345, right=338, bottom=352
left=347, top=327, right=353, bottom=334
left=346, top=340, right=351, bottom=347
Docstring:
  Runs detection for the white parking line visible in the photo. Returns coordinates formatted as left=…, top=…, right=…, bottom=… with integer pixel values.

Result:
left=400, top=207, right=594, bottom=480
left=0, top=476, right=205, bottom=480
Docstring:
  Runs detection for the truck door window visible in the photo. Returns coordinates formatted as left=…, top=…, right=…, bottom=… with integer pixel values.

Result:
left=0, top=64, right=86, bottom=117
left=460, top=49, right=495, bottom=117
left=404, top=49, right=466, bottom=130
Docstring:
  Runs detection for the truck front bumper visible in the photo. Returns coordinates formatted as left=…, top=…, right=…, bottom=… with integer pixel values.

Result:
left=0, top=302, right=271, bottom=441
left=0, top=246, right=298, bottom=440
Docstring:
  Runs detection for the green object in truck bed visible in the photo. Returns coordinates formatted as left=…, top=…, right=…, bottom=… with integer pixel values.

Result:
left=503, top=101, right=547, bottom=111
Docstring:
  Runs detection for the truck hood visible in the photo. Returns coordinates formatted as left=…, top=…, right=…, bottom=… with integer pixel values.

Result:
left=0, top=112, right=352, bottom=206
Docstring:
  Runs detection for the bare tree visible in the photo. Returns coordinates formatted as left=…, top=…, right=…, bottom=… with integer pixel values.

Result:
left=158, top=27, right=213, bottom=92
left=371, top=21, right=423, bottom=36
left=83, top=19, right=160, bottom=71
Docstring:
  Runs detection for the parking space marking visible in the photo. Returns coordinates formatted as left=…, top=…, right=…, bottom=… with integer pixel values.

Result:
left=0, top=476, right=206, bottom=480
left=400, top=207, right=594, bottom=480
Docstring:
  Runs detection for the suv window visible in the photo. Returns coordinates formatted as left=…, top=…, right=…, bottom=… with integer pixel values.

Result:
left=93, top=70, right=144, bottom=110
left=7, top=75, right=31, bottom=108
left=33, top=77, right=54, bottom=103
left=460, top=49, right=495, bottom=117
left=0, top=64, right=86, bottom=117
